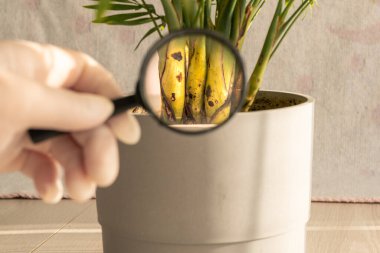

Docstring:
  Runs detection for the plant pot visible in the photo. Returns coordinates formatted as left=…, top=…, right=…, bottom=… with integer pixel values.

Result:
left=96, top=90, right=315, bottom=253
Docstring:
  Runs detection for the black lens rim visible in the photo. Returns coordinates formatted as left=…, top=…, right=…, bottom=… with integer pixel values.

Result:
left=137, top=28, right=247, bottom=135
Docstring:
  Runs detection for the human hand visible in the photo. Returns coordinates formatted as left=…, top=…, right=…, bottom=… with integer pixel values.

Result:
left=0, top=40, right=140, bottom=203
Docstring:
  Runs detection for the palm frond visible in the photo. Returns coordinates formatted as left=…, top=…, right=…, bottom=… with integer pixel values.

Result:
left=134, top=24, right=165, bottom=50
left=86, top=0, right=165, bottom=48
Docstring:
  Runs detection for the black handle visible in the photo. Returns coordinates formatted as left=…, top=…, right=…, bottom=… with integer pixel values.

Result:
left=28, top=95, right=139, bottom=143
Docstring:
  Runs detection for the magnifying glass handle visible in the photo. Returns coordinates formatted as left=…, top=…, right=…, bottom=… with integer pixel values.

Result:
left=28, top=95, right=139, bottom=144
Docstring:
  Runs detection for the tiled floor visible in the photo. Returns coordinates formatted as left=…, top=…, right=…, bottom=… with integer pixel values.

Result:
left=0, top=200, right=379, bottom=252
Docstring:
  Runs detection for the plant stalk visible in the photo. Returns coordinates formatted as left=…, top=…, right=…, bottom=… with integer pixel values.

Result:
left=242, top=0, right=282, bottom=112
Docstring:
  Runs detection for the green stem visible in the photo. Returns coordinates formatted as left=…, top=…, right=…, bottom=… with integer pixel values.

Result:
left=160, top=0, right=181, bottom=31
left=216, top=0, right=238, bottom=38
left=230, top=0, right=245, bottom=45
left=270, top=0, right=311, bottom=58
left=280, top=0, right=295, bottom=23
left=204, top=0, right=213, bottom=29
left=96, top=0, right=111, bottom=20
left=242, top=0, right=282, bottom=112
left=192, top=0, right=205, bottom=28
left=172, top=0, right=183, bottom=26
left=235, top=0, right=265, bottom=50
left=181, top=0, right=198, bottom=28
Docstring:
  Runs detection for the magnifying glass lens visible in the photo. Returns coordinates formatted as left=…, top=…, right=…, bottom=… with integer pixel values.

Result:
left=141, top=33, right=244, bottom=134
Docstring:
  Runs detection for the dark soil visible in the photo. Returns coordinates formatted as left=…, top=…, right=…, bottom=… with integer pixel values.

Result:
left=250, top=96, right=304, bottom=111
left=131, top=92, right=306, bottom=114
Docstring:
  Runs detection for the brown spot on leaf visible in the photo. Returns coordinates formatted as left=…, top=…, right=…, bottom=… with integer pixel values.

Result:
left=215, top=100, right=218, bottom=104
left=206, top=85, right=211, bottom=97
left=171, top=93, right=176, bottom=101
left=176, top=72, right=183, bottom=82
left=208, top=101, right=214, bottom=107
left=189, top=93, right=194, bottom=99
left=171, top=52, right=183, bottom=61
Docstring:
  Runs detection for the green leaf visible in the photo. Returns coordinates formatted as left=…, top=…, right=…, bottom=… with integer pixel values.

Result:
left=192, top=0, right=205, bottom=28
left=90, top=0, right=135, bottom=3
left=89, top=0, right=157, bottom=14
left=103, top=17, right=161, bottom=26
left=160, top=0, right=181, bottom=31
left=204, top=0, right=214, bottom=29
left=95, top=12, right=149, bottom=23
left=84, top=4, right=142, bottom=11
left=215, top=0, right=238, bottom=38
left=172, top=0, right=183, bottom=26
left=280, top=0, right=295, bottom=24
left=95, top=0, right=111, bottom=20
left=235, top=0, right=265, bottom=50
left=230, top=0, right=245, bottom=44
left=216, top=0, right=227, bottom=17
left=180, top=0, right=198, bottom=28
left=271, top=0, right=313, bottom=58
left=134, top=25, right=162, bottom=50
left=141, top=0, right=163, bottom=38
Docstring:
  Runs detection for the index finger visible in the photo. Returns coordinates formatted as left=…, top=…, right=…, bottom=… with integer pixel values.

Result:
left=67, top=51, right=124, bottom=99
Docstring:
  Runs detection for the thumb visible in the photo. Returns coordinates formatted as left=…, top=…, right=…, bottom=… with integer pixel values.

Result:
left=12, top=74, right=114, bottom=131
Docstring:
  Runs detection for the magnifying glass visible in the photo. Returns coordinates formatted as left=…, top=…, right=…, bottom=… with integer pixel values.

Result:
left=29, top=29, right=246, bottom=143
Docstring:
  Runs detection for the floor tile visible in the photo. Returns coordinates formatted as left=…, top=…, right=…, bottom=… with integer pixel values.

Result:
left=34, top=233, right=102, bottom=252
left=0, top=200, right=92, bottom=252
left=0, top=200, right=91, bottom=231
left=63, top=201, right=100, bottom=229
left=0, top=234, right=51, bottom=253
left=309, top=203, right=380, bottom=226
left=2, top=201, right=380, bottom=252
left=307, top=230, right=380, bottom=253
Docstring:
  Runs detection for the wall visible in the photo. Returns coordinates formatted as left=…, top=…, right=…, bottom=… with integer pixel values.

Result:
left=0, top=0, right=379, bottom=199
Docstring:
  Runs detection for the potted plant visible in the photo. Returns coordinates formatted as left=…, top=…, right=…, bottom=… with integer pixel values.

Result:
left=85, top=0, right=316, bottom=252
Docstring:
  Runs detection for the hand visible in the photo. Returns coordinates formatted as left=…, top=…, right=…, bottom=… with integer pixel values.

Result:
left=0, top=40, right=141, bottom=203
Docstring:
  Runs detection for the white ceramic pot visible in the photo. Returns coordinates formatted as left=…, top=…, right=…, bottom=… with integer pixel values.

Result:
left=96, top=90, right=315, bottom=253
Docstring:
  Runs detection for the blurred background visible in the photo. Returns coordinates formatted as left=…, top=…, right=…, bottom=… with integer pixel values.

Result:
left=0, top=0, right=379, bottom=200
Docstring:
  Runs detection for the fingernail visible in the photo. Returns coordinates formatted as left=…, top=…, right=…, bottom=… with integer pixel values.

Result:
left=71, top=182, right=96, bottom=203
left=109, top=112, right=141, bottom=145
left=42, top=179, right=64, bottom=204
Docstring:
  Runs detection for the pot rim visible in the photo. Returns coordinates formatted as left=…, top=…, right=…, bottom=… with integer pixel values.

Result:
left=237, top=89, right=315, bottom=114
